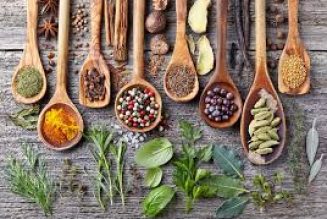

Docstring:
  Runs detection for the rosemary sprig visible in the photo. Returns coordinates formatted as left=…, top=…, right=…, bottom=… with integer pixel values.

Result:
left=5, top=143, right=55, bottom=216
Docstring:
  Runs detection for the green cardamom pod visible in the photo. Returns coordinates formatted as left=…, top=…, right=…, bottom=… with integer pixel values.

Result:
left=254, top=111, right=272, bottom=121
left=253, top=126, right=272, bottom=136
left=271, top=117, right=281, bottom=127
left=251, top=107, right=269, bottom=115
left=257, top=133, right=272, bottom=141
left=268, top=129, right=279, bottom=141
left=250, top=136, right=260, bottom=142
left=249, top=141, right=263, bottom=150
left=255, top=148, right=273, bottom=155
left=259, top=140, right=280, bottom=149
left=249, top=120, right=256, bottom=136
left=254, top=97, right=267, bottom=109
left=253, top=120, right=271, bottom=129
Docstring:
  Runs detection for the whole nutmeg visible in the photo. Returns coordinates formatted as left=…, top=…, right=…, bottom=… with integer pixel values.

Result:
left=150, top=34, right=169, bottom=55
left=153, top=0, right=168, bottom=11
left=145, top=11, right=167, bottom=34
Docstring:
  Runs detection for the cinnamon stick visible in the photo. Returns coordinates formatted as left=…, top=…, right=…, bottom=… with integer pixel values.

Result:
left=114, top=0, right=128, bottom=61
left=104, top=0, right=115, bottom=46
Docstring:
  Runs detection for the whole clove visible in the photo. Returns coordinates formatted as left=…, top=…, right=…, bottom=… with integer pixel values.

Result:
left=83, top=68, right=106, bottom=102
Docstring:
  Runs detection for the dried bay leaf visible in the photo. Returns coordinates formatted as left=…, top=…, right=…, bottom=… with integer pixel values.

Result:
left=216, top=196, right=249, bottom=219
left=309, top=154, right=324, bottom=184
left=9, top=105, right=40, bottom=131
left=306, top=118, right=319, bottom=166
left=197, top=35, right=214, bottom=75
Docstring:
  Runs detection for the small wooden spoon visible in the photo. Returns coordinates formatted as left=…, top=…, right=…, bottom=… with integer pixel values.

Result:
left=199, top=0, right=243, bottom=129
left=79, top=0, right=110, bottom=108
left=114, top=0, right=162, bottom=133
left=240, top=0, right=286, bottom=165
left=11, top=0, right=47, bottom=104
left=163, top=0, right=199, bottom=103
left=38, top=0, right=84, bottom=151
left=278, top=0, right=310, bottom=95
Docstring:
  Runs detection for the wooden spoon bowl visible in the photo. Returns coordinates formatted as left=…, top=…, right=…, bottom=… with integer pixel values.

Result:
left=114, top=0, right=162, bottom=133
left=12, top=0, right=47, bottom=104
left=199, top=0, right=242, bottom=129
left=278, top=0, right=310, bottom=95
left=163, top=0, right=199, bottom=103
left=240, top=0, right=286, bottom=165
left=79, top=0, right=110, bottom=108
left=38, top=0, right=83, bottom=151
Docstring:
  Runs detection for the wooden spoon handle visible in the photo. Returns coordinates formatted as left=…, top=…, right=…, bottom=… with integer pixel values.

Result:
left=133, top=0, right=145, bottom=79
left=255, top=0, right=268, bottom=74
left=288, top=0, right=299, bottom=38
left=56, top=0, right=70, bottom=93
left=176, top=0, right=187, bottom=40
left=26, top=0, right=38, bottom=48
left=90, top=0, right=103, bottom=54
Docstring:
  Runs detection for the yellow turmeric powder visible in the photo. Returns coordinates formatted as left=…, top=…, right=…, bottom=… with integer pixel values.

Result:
left=42, top=107, right=79, bottom=147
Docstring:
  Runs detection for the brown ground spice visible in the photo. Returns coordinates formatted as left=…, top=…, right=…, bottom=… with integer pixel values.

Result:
left=281, top=54, right=307, bottom=89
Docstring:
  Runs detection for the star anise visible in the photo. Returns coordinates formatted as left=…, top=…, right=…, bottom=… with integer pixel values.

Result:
left=38, top=17, right=58, bottom=40
left=39, top=0, right=59, bottom=15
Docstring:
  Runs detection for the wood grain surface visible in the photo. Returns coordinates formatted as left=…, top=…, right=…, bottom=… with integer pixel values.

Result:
left=0, top=0, right=326, bottom=218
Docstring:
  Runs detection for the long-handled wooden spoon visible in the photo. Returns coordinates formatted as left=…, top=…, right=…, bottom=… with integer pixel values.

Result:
left=114, top=0, right=162, bottom=133
left=163, top=0, right=199, bottom=103
left=240, top=0, right=286, bottom=165
left=11, top=0, right=47, bottom=104
left=199, top=0, right=242, bottom=129
left=38, top=0, right=84, bottom=151
left=79, top=0, right=110, bottom=108
left=278, top=0, right=310, bottom=95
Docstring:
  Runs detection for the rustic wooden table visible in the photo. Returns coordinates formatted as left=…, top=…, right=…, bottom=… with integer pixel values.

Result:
left=0, top=0, right=326, bottom=218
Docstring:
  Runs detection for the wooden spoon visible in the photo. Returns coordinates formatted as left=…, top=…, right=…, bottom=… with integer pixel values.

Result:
left=199, top=0, right=243, bottom=129
left=11, top=0, right=47, bottom=104
left=278, top=0, right=310, bottom=95
left=79, top=0, right=110, bottom=108
left=240, top=0, right=286, bottom=165
left=114, top=0, right=162, bottom=133
left=163, top=0, right=199, bottom=103
left=38, top=0, right=84, bottom=151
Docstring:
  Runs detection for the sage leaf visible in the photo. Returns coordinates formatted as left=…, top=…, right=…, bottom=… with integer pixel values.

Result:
left=216, top=196, right=249, bottom=219
left=9, top=105, right=40, bottom=131
left=145, top=167, right=163, bottom=188
left=201, top=175, right=248, bottom=198
left=212, top=146, right=244, bottom=179
left=306, top=118, right=319, bottom=166
left=142, top=185, right=175, bottom=218
left=309, top=154, right=324, bottom=184
left=135, top=138, right=173, bottom=168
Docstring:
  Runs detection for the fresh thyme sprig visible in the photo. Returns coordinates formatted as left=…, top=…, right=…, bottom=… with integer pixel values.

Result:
left=5, top=143, right=55, bottom=216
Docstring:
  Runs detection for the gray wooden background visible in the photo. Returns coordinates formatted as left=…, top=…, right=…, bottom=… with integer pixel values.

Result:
left=0, top=0, right=326, bottom=218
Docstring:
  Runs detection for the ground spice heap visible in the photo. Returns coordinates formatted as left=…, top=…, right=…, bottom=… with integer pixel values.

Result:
left=117, top=87, right=160, bottom=128
left=281, top=54, right=307, bottom=89
left=83, top=68, right=106, bottom=102
left=166, top=65, right=196, bottom=98
left=15, top=66, right=43, bottom=98
left=42, top=107, right=79, bottom=147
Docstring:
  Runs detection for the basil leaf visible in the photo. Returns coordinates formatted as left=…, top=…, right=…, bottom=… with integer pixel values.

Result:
left=309, top=154, right=324, bottom=184
left=135, top=138, right=173, bottom=168
left=200, top=175, right=248, bottom=198
left=212, top=145, right=244, bottom=179
left=306, top=118, right=319, bottom=166
left=145, top=167, right=163, bottom=188
left=216, top=197, right=249, bottom=219
left=142, top=185, right=175, bottom=217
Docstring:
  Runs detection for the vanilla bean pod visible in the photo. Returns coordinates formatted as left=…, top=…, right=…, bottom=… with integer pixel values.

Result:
left=114, top=0, right=128, bottom=61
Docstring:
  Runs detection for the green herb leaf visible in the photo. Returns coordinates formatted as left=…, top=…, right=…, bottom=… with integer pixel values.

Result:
left=192, top=185, right=217, bottom=199
left=9, top=105, right=40, bottom=130
left=179, top=120, right=202, bottom=144
left=216, top=197, right=249, bottom=219
left=195, top=169, right=211, bottom=182
left=142, top=185, right=175, bottom=218
left=135, top=138, right=173, bottom=168
left=309, top=154, right=324, bottom=184
left=145, top=167, right=163, bottom=188
left=306, top=118, right=319, bottom=166
left=196, top=145, right=213, bottom=162
left=200, top=175, right=248, bottom=198
left=212, top=145, right=244, bottom=179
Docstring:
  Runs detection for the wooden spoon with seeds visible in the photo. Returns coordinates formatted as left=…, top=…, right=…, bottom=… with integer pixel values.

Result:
left=38, top=0, right=83, bottom=151
left=278, top=0, right=310, bottom=95
left=79, top=0, right=110, bottom=108
left=240, top=0, right=286, bottom=165
left=11, top=0, right=47, bottom=104
left=199, top=0, right=242, bottom=129
left=163, top=0, right=199, bottom=103
left=114, top=0, right=162, bottom=133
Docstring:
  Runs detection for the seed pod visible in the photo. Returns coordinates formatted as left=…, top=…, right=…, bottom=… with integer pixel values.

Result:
left=268, top=129, right=279, bottom=140
left=253, top=120, right=271, bottom=129
left=253, top=126, right=272, bottom=136
left=266, top=113, right=274, bottom=123
left=271, top=117, right=281, bottom=127
left=256, top=148, right=273, bottom=155
left=254, top=97, right=266, bottom=109
left=257, top=133, right=272, bottom=141
left=251, top=107, right=269, bottom=115
left=249, top=120, right=256, bottom=136
left=254, top=111, right=272, bottom=121
left=259, top=140, right=280, bottom=149
left=249, top=141, right=263, bottom=150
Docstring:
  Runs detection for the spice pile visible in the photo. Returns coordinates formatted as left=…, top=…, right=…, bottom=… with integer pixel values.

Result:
left=165, top=65, right=196, bottom=98
left=83, top=68, right=106, bottom=102
left=203, top=85, right=238, bottom=122
left=117, top=87, right=160, bottom=128
left=248, top=90, right=281, bottom=155
left=15, top=66, right=43, bottom=98
left=42, top=106, right=79, bottom=147
left=72, top=4, right=89, bottom=36
left=281, top=54, right=307, bottom=89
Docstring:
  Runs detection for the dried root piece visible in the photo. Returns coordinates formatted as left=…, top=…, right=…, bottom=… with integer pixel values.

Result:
left=197, top=35, right=214, bottom=75
left=150, top=34, right=169, bottom=55
left=188, top=0, right=211, bottom=34
left=152, top=0, right=168, bottom=11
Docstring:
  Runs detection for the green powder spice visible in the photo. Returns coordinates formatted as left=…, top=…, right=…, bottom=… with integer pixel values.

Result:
left=15, top=66, right=43, bottom=98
